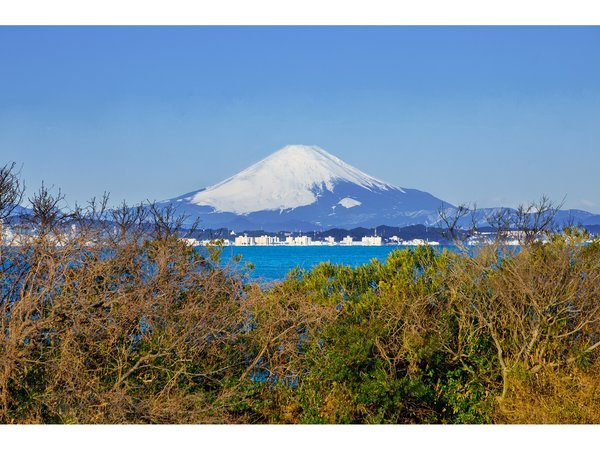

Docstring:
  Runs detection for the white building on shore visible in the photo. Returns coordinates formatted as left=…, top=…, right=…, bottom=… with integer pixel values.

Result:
left=361, top=235, right=382, bottom=246
left=234, top=235, right=255, bottom=246
left=398, top=238, right=440, bottom=246
left=285, top=235, right=312, bottom=245
left=255, top=235, right=280, bottom=245
left=341, top=235, right=353, bottom=245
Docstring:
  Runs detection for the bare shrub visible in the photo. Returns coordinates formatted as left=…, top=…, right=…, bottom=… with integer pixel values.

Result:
left=0, top=179, right=252, bottom=423
left=0, top=162, right=25, bottom=222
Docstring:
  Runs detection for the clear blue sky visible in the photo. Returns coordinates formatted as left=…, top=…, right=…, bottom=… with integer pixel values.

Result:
left=1, top=26, right=599, bottom=212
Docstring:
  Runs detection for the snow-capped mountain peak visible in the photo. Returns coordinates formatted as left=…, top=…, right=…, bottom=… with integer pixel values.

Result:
left=188, top=145, right=399, bottom=214
left=162, top=145, right=598, bottom=232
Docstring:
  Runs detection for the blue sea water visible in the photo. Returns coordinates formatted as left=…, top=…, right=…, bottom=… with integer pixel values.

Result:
left=214, top=245, right=449, bottom=282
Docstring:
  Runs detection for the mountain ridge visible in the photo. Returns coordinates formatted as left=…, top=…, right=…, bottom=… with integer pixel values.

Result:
left=161, top=144, right=599, bottom=232
left=164, top=144, right=451, bottom=230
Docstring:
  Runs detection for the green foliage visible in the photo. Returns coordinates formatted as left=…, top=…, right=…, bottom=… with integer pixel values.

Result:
left=2, top=224, right=600, bottom=423
left=245, top=246, right=500, bottom=423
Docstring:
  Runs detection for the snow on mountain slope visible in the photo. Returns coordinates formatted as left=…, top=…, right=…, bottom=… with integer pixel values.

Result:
left=188, top=145, right=399, bottom=214
left=338, top=197, right=362, bottom=208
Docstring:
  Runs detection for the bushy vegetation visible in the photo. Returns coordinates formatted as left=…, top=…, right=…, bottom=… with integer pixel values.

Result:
left=1, top=163, right=599, bottom=423
left=243, top=233, right=600, bottom=424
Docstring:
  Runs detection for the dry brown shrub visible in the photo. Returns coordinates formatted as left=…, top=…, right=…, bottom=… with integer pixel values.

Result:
left=496, top=358, right=600, bottom=423
left=0, top=188, right=251, bottom=423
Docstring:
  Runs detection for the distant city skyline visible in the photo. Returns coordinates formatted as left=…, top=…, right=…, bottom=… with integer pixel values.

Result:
left=1, top=26, right=599, bottom=212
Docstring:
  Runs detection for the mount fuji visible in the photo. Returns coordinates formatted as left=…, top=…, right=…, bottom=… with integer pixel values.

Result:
left=163, top=145, right=452, bottom=231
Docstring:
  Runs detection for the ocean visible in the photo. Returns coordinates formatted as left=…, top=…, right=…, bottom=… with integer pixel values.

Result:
left=211, top=245, right=450, bottom=282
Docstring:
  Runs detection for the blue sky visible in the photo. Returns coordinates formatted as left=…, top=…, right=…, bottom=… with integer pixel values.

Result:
left=1, top=26, right=599, bottom=212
